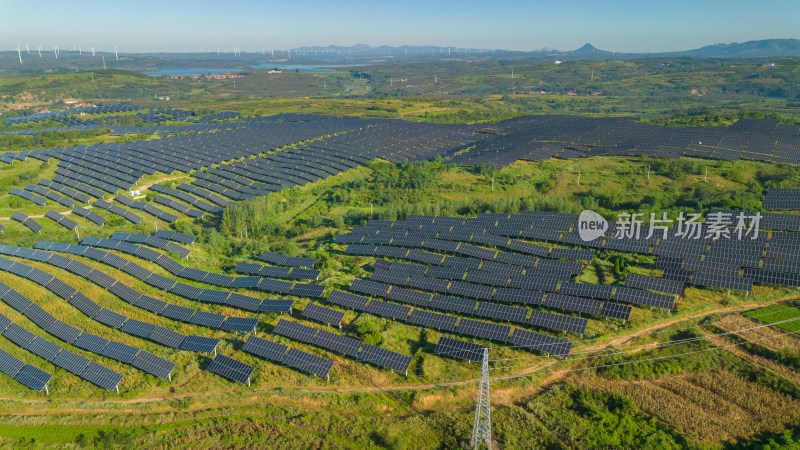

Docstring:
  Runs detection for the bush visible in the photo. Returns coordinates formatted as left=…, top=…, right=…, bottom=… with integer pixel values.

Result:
left=358, top=320, right=382, bottom=346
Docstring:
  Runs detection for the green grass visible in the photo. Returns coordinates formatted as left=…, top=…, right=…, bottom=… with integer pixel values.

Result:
left=745, top=304, right=800, bottom=332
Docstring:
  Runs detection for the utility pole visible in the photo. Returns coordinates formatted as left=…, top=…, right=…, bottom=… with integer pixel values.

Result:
left=491, top=177, right=494, bottom=192
left=471, top=348, right=492, bottom=449
left=647, top=165, right=650, bottom=181
left=577, top=170, right=581, bottom=186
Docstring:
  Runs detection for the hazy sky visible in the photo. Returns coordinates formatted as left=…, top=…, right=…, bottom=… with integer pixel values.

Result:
left=2, top=0, right=798, bottom=53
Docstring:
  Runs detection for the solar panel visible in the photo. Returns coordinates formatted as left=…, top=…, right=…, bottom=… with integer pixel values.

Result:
left=0, top=349, right=25, bottom=377
left=44, top=320, right=80, bottom=343
left=598, top=302, right=633, bottom=321
left=119, top=318, right=156, bottom=339
left=290, top=283, right=325, bottom=297
left=327, top=290, right=369, bottom=311
left=178, top=335, right=219, bottom=353
left=68, top=293, right=103, bottom=318
left=385, top=285, right=431, bottom=306
left=147, top=325, right=185, bottom=348
left=273, top=319, right=318, bottom=344
left=543, top=293, right=602, bottom=316
left=3, top=289, right=33, bottom=312
left=406, top=309, right=458, bottom=332
left=14, top=364, right=52, bottom=391
left=207, top=355, right=254, bottom=385
left=197, top=289, right=230, bottom=305
left=93, top=308, right=128, bottom=329
left=25, top=336, right=62, bottom=362
left=133, top=295, right=167, bottom=314
left=100, top=341, right=140, bottom=364
left=130, top=350, right=175, bottom=380
left=81, top=362, right=123, bottom=391
left=613, top=286, right=676, bottom=309
left=0, top=313, right=11, bottom=333
left=242, top=335, right=288, bottom=363
left=23, top=303, right=57, bottom=329
left=189, top=310, right=226, bottom=329
left=493, top=288, right=544, bottom=305
left=283, top=348, right=333, bottom=379
left=358, top=344, right=412, bottom=374
left=220, top=316, right=260, bottom=333
left=314, top=329, right=362, bottom=357
left=365, top=299, right=411, bottom=321
left=256, top=299, right=294, bottom=313
left=296, top=304, right=344, bottom=329
left=527, top=310, right=587, bottom=335
left=3, top=323, right=37, bottom=348
left=257, top=279, right=293, bottom=294
left=625, top=273, right=685, bottom=295
left=430, top=294, right=477, bottom=315
left=73, top=332, right=110, bottom=353
left=145, top=273, right=176, bottom=291
left=508, top=329, right=572, bottom=358
left=51, top=349, right=90, bottom=374
left=160, top=304, right=196, bottom=322
left=558, top=281, right=614, bottom=300
left=226, top=293, right=262, bottom=311
left=45, top=278, right=77, bottom=299
left=456, top=318, right=511, bottom=342
left=475, top=302, right=529, bottom=323
left=434, top=337, right=487, bottom=362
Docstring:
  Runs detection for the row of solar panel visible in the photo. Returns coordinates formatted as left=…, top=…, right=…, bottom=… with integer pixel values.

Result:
left=327, top=288, right=576, bottom=356
left=0, top=284, right=170, bottom=387
left=272, top=319, right=413, bottom=374
left=0, top=252, right=220, bottom=359
left=78, top=237, right=324, bottom=298
left=31, top=241, right=295, bottom=314
left=10, top=212, right=42, bottom=233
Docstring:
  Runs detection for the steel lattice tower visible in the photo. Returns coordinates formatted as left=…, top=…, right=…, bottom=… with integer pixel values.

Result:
left=471, top=348, right=492, bottom=449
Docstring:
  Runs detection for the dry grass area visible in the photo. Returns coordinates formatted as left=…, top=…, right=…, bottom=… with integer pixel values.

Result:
left=715, top=314, right=800, bottom=353
left=573, top=370, right=800, bottom=445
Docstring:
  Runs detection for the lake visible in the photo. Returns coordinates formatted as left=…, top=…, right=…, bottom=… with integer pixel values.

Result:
left=250, top=64, right=338, bottom=73
left=144, top=65, right=342, bottom=76
left=145, top=68, right=242, bottom=76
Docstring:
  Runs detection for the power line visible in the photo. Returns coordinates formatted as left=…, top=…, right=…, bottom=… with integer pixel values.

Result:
left=489, top=325, right=800, bottom=382
left=487, top=307, right=799, bottom=366
left=404, top=306, right=797, bottom=377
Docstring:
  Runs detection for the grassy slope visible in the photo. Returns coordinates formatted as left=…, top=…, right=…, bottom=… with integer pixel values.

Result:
left=0, top=150, right=799, bottom=446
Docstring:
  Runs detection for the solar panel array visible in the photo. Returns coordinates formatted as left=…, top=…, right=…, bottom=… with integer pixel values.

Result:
left=59, top=238, right=299, bottom=310
left=10, top=212, right=42, bottom=233
left=24, top=242, right=276, bottom=327
left=43, top=210, right=78, bottom=231
left=207, top=355, right=254, bottom=385
left=272, top=319, right=412, bottom=374
left=763, top=188, right=800, bottom=210
left=0, top=307, right=126, bottom=391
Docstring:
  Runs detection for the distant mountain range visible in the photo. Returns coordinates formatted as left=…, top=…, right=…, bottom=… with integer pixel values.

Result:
left=563, top=39, right=800, bottom=59
left=2, top=39, right=798, bottom=76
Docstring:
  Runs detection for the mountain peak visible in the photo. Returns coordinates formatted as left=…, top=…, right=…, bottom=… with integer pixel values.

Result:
left=575, top=43, right=601, bottom=53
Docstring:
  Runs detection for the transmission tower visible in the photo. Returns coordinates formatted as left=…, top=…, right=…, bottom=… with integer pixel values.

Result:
left=471, top=348, right=492, bottom=449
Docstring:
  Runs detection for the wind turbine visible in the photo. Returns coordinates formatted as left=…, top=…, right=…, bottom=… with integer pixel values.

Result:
left=16, top=45, right=22, bottom=64
left=37, top=45, right=42, bottom=57
left=114, top=45, right=119, bottom=60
